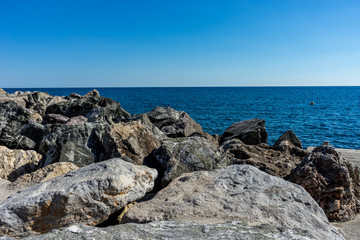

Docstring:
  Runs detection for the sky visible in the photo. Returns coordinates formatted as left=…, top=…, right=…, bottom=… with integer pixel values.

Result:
left=1, top=0, right=360, bottom=87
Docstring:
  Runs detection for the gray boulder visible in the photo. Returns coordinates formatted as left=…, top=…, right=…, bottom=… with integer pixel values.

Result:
left=18, top=221, right=340, bottom=240
left=0, top=158, right=157, bottom=238
left=221, top=118, right=267, bottom=145
left=122, top=165, right=343, bottom=240
left=274, top=130, right=302, bottom=149
left=288, top=146, right=360, bottom=221
left=39, top=123, right=109, bottom=167
left=146, top=107, right=203, bottom=138
left=146, top=136, right=229, bottom=187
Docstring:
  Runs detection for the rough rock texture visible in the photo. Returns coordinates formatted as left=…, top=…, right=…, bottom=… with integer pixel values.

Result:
left=0, top=158, right=157, bottom=238
left=65, top=116, right=88, bottom=125
left=146, top=107, right=203, bottom=138
left=83, top=89, right=100, bottom=98
left=288, top=145, right=360, bottom=221
left=274, top=130, right=302, bottom=149
left=220, top=139, right=308, bottom=178
left=20, top=122, right=45, bottom=147
left=17, top=221, right=341, bottom=240
left=0, top=146, right=42, bottom=181
left=221, top=118, right=267, bottom=145
left=8, top=162, right=78, bottom=190
left=103, top=120, right=161, bottom=165
left=39, top=123, right=109, bottom=167
left=147, top=136, right=229, bottom=186
left=0, top=101, right=37, bottom=150
left=122, top=165, right=343, bottom=240
left=43, top=114, right=70, bottom=124
left=45, top=96, right=130, bottom=124
left=0, top=178, right=16, bottom=203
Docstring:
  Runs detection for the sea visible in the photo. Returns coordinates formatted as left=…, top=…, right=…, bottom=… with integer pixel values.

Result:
left=3, top=87, right=360, bottom=149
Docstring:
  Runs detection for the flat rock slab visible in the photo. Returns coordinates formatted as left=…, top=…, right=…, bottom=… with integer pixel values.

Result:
left=16, top=221, right=329, bottom=240
left=122, top=165, right=344, bottom=240
left=331, top=215, right=360, bottom=240
left=0, top=158, right=157, bottom=238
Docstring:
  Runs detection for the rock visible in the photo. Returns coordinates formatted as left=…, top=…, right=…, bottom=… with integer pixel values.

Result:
left=65, top=116, right=88, bottom=125
left=146, top=107, right=203, bottom=138
left=19, top=221, right=343, bottom=240
left=45, top=96, right=130, bottom=124
left=0, top=178, right=17, bottom=203
left=43, top=114, right=70, bottom=124
left=288, top=145, right=360, bottom=221
left=39, top=123, right=109, bottom=167
left=84, top=89, right=100, bottom=98
left=122, top=165, right=344, bottom=240
left=69, top=92, right=82, bottom=99
left=0, top=146, right=42, bottom=181
left=274, top=130, right=302, bottom=149
left=20, top=122, right=45, bottom=146
left=26, top=92, right=53, bottom=115
left=146, top=136, right=230, bottom=187
left=8, top=162, right=78, bottom=190
left=0, top=101, right=37, bottom=150
left=221, top=118, right=267, bottom=145
left=220, top=139, right=308, bottom=178
left=46, top=96, right=66, bottom=107
left=103, top=120, right=161, bottom=165
left=0, top=89, right=6, bottom=95
left=331, top=215, right=360, bottom=240
left=0, top=158, right=157, bottom=238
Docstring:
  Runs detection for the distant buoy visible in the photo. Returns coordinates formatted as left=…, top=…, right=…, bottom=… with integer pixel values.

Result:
left=310, top=102, right=314, bottom=105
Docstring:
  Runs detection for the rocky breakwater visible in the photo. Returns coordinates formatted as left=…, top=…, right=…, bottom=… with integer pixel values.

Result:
left=0, top=89, right=351, bottom=239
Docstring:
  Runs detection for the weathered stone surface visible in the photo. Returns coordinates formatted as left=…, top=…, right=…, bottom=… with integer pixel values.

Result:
left=45, top=96, right=130, bottom=124
left=8, top=162, right=78, bottom=190
left=123, top=165, right=343, bottom=240
left=46, top=96, right=66, bottom=107
left=221, top=118, right=267, bottom=145
left=331, top=215, right=360, bottom=240
left=0, top=101, right=37, bottom=150
left=0, top=178, right=16, bottom=203
left=0, top=146, right=42, bottom=181
left=65, top=116, right=88, bottom=125
left=220, top=139, right=308, bottom=178
left=83, top=89, right=100, bottom=98
left=19, top=221, right=342, bottom=240
left=288, top=146, right=360, bottom=221
left=146, top=107, right=203, bottom=138
left=0, top=89, right=6, bottom=95
left=274, top=130, right=302, bottom=149
left=20, top=122, right=45, bottom=146
left=43, top=114, right=70, bottom=124
left=146, top=136, right=229, bottom=187
left=0, top=158, right=157, bottom=238
left=39, top=123, right=109, bottom=167
left=103, top=120, right=161, bottom=165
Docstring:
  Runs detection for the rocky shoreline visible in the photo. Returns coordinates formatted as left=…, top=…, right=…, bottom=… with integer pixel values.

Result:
left=0, top=88, right=358, bottom=239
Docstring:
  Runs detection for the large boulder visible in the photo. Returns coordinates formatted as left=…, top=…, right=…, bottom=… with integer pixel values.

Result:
left=146, top=107, right=203, bottom=138
left=288, top=146, right=360, bottom=221
left=18, top=221, right=342, bottom=240
left=0, top=101, right=37, bottom=150
left=45, top=96, right=130, bottom=124
left=122, top=165, right=343, bottom=240
left=274, top=130, right=302, bottom=149
left=0, top=146, right=42, bottom=181
left=220, top=139, right=308, bottom=178
left=38, top=123, right=109, bottom=167
left=146, top=136, right=229, bottom=187
left=221, top=118, right=267, bottom=145
left=103, top=120, right=161, bottom=165
left=0, top=158, right=157, bottom=238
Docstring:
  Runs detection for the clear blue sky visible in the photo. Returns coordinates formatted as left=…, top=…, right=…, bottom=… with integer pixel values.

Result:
left=1, top=0, right=359, bottom=87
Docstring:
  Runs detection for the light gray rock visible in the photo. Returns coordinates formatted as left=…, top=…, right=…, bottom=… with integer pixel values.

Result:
left=123, top=165, right=344, bottom=240
left=0, top=158, right=157, bottom=238
left=0, top=178, right=16, bottom=203
left=19, top=221, right=332, bottom=240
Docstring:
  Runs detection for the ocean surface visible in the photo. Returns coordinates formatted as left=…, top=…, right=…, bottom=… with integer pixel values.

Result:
left=4, top=87, right=360, bottom=149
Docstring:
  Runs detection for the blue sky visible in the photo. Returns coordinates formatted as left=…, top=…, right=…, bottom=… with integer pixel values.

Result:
left=1, top=0, right=359, bottom=87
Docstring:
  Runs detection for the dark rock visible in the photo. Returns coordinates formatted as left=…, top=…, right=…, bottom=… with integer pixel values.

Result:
left=38, top=123, right=109, bottom=167
left=69, top=92, right=82, bottom=99
left=220, top=139, right=308, bottom=178
left=45, top=97, right=130, bottom=124
left=221, top=118, right=267, bottom=145
left=274, top=130, right=302, bottom=149
left=288, top=146, right=360, bottom=221
left=102, top=120, right=161, bottom=165
left=122, top=165, right=344, bottom=240
left=43, top=114, right=70, bottom=124
left=146, top=107, right=203, bottom=138
left=20, top=122, right=45, bottom=145
left=146, top=136, right=230, bottom=187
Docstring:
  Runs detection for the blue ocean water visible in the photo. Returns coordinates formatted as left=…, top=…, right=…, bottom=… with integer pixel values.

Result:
left=4, top=87, right=360, bottom=149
